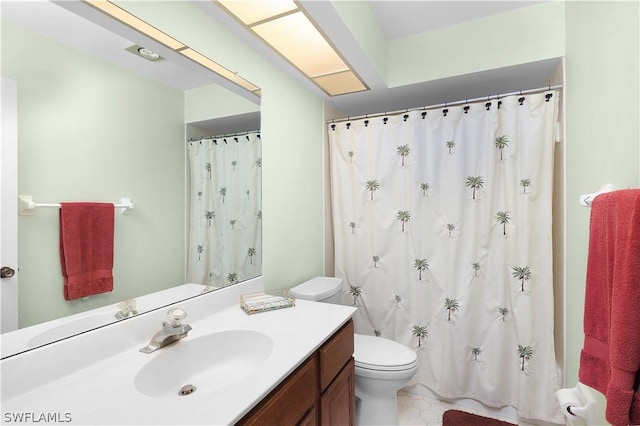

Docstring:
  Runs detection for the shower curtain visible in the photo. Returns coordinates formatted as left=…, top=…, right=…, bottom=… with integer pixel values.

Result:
left=187, top=133, right=261, bottom=287
left=329, top=92, right=562, bottom=423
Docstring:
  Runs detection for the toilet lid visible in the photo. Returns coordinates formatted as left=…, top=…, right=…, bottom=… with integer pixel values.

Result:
left=288, top=277, right=342, bottom=301
left=354, top=334, right=418, bottom=371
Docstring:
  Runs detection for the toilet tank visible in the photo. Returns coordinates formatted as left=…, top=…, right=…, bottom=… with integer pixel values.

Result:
left=289, top=277, right=343, bottom=305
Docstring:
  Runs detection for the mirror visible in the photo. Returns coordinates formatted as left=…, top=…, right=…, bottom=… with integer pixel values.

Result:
left=1, top=0, right=261, bottom=357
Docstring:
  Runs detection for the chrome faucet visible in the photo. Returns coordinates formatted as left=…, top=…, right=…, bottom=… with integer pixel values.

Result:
left=139, top=308, right=192, bottom=354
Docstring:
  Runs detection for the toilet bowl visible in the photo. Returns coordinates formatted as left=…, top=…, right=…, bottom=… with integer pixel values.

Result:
left=289, top=277, right=418, bottom=426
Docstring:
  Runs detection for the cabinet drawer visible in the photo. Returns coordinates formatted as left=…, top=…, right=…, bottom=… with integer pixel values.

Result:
left=319, top=319, right=354, bottom=391
left=238, top=356, right=318, bottom=425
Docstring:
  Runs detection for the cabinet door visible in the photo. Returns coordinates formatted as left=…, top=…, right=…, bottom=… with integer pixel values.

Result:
left=239, top=356, right=318, bottom=425
left=320, top=358, right=355, bottom=426
left=298, top=406, right=317, bottom=426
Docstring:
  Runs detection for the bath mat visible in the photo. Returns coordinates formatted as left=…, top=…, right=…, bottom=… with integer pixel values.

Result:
left=442, top=409, right=514, bottom=426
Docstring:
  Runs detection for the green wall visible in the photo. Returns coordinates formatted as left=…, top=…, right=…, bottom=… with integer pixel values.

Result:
left=260, top=81, right=325, bottom=288
left=184, top=84, right=259, bottom=125
left=330, top=1, right=388, bottom=83
left=387, top=1, right=565, bottom=87
left=564, top=0, right=640, bottom=410
left=2, top=20, right=186, bottom=326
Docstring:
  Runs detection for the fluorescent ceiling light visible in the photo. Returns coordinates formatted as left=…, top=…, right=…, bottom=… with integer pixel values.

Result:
left=217, top=0, right=367, bottom=97
left=84, top=0, right=260, bottom=96
left=252, top=11, right=348, bottom=78
left=313, top=71, right=367, bottom=97
left=217, top=0, right=297, bottom=26
left=85, top=0, right=185, bottom=50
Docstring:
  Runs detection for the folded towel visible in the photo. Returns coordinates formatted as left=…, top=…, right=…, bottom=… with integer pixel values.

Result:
left=578, top=189, right=640, bottom=426
left=59, top=203, right=115, bottom=300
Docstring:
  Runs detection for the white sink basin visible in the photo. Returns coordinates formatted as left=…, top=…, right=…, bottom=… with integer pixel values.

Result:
left=134, top=330, right=273, bottom=398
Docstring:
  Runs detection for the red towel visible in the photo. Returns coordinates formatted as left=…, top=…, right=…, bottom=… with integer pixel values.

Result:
left=579, top=189, right=640, bottom=426
left=59, top=203, right=114, bottom=300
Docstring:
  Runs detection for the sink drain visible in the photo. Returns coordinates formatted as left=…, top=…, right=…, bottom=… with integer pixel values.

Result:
left=179, top=384, right=197, bottom=396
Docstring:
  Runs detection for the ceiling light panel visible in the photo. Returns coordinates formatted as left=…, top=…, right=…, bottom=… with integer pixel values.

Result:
left=252, top=11, right=348, bottom=78
left=85, top=0, right=184, bottom=50
left=313, top=71, right=367, bottom=97
left=215, top=0, right=368, bottom=96
left=217, top=0, right=297, bottom=26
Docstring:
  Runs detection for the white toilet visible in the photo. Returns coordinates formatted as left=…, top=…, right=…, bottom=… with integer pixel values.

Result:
left=289, top=277, right=418, bottom=426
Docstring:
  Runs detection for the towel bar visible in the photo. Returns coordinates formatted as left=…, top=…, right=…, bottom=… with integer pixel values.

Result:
left=579, top=184, right=612, bottom=207
left=18, top=195, right=134, bottom=216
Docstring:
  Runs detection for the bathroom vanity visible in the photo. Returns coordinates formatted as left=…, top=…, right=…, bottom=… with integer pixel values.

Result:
left=0, top=278, right=357, bottom=425
left=239, top=319, right=355, bottom=425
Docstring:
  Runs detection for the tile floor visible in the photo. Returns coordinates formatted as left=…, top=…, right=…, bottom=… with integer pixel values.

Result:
left=397, top=389, right=539, bottom=426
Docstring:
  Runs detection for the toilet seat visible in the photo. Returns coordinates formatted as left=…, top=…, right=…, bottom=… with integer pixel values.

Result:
left=354, top=334, right=418, bottom=372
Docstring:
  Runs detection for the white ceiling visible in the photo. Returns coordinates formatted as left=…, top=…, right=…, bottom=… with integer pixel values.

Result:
left=368, top=1, right=543, bottom=40
left=1, top=0, right=558, bottom=122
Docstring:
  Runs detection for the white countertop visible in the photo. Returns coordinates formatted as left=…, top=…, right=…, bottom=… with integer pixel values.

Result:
left=1, top=284, right=355, bottom=425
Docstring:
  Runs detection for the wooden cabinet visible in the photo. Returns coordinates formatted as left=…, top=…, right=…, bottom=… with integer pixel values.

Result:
left=238, top=356, right=318, bottom=425
left=318, top=320, right=355, bottom=426
left=320, top=358, right=355, bottom=426
left=239, top=319, right=355, bottom=426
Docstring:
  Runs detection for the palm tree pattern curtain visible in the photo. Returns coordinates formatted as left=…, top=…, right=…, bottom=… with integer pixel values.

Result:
left=329, top=92, right=562, bottom=423
left=187, top=133, right=261, bottom=287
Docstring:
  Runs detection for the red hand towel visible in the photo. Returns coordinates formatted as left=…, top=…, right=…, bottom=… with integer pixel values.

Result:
left=59, top=203, right=114, bottom=300
left=579, top=189, right=640, bottom=426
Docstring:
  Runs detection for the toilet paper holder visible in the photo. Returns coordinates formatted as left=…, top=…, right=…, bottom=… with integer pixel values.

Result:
left=557, top=382, right=596, bottom=425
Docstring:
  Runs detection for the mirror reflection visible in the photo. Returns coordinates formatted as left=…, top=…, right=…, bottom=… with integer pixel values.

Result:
left=1, top=0, right=261, bottom=357
left=185, top=127, right=262, bottom=289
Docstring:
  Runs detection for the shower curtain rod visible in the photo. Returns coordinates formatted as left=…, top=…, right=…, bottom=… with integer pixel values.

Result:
left=188, top=129, right=260, bottom=142
left=328, top=84, right=563, bottom=124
